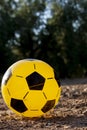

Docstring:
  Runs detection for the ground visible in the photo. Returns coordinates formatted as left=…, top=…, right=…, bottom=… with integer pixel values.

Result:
left=0, top=78, right=87, bottom=130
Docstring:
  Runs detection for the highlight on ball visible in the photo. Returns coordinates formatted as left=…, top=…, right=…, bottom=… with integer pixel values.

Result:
left=1, top=59, right=61, bottom=117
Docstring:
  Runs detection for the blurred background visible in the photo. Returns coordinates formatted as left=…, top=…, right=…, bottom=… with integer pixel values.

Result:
left=0, top=0, right=87, bottom=80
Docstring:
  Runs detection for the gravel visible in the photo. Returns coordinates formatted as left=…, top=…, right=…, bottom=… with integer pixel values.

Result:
left=0, top=78, right=87, bottom=130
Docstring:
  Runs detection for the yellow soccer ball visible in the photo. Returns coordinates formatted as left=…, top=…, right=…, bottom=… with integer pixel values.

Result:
left=1, top=59, right=61, bottom=117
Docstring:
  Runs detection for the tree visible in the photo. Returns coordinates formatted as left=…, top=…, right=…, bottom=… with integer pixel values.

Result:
left=12, top=0, right=47, bottom=58
left=0, top=0, right=17, bottom=74
left=45, top=0, right=87, bottom=78
left=0, top=0, right=87, bottom=78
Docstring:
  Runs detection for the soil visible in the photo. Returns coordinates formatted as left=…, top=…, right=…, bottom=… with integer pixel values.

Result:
left=0, top=78, right=87, bottom=130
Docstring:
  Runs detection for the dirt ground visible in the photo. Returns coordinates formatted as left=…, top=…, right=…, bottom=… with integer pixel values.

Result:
left=0, top=78, right=87, bottom=130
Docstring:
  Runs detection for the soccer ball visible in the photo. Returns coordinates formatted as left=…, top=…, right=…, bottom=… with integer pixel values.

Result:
left=1, top=59, right=61, bottom=117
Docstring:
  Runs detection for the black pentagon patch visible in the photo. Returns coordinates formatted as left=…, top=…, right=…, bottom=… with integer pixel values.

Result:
left=2, top=68, right=12, bottom=85
left=11, top=98, right=28, bottom=113
left=26, top=72, right=45, bottom=90
left=41, top=99, right=55, bottom=113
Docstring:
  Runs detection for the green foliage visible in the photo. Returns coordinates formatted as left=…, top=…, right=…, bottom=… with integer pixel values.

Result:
left=46, top=0, right=87, bottom=78
left=0, top=0, right=17, bottom=74
left=0, top=0, right=87, bottom=78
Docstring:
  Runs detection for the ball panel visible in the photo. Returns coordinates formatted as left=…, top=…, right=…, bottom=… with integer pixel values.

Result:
left=7, top=76, right=29, bottom=99
left=24, top=59, right=37, bottom=61
left=41, top=99, right=55, bottom=113
left=55, top=87, right=61, bottom=105
left=43, top=79, right=59, bottom=100
left=1, top=68, right=12, bottom=86
left=12, top=60, right=35, bottom=78
left=35, top=61, right=54, bottom=78
left=11, top=98, right=28, bottom=113
left=1, top=86, right=11, bottom=107
left=24, top=91, right=46, bottom=110
left=26, top=72, right=45, bottom=90
left=54, top=71, right=61, bottom=87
